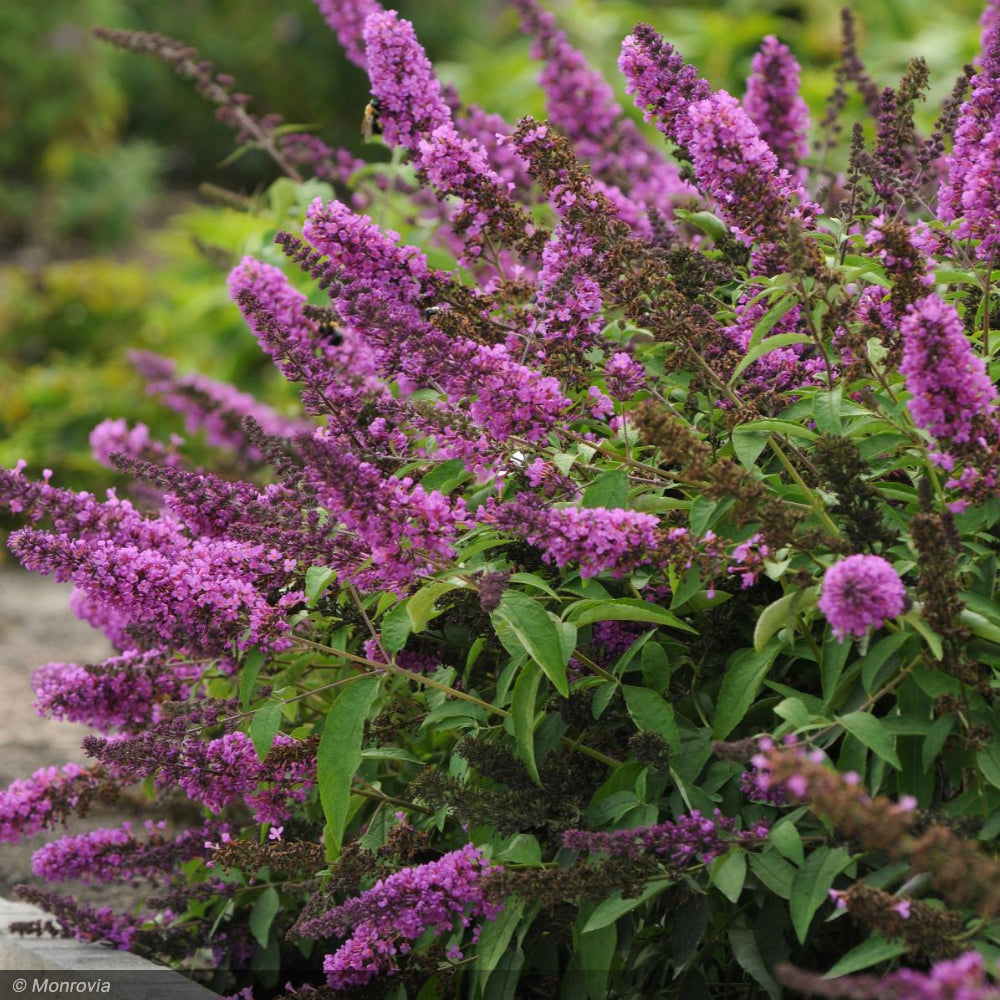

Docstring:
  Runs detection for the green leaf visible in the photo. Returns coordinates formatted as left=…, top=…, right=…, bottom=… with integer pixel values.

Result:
left=622, top=685, right=680, bottom=752
left=674, top=208, right=728, bottom=242
left=768, top=820, right=805, bottom=866
left=249, top=886, right=279, bottom=948
left=747, top=852, right=795, bottom=899
left=735, top=418, right=818, bottom=442
left=728, top=926, right=782, bottom=1000
left=709, top=848, right=747, bottom=903
left=582, top=471, right=629, bottom=509
left=304, top=565, right=337, bottom=607
left=474, top=898, right=526, bottom=1000
left=240, top=648, right=266, bottom=712
left=493, top=592, right=569, bottom=697
left=577, top=922, right=617, bottom=1000
left=641, top=642, right=672, bottom=690
left=812, top=387, right=843, bottom=435
left=959, top=607, right=1000, bottom=645
left=360, top=747, right=423, bottom=763
left=732, top=428, right=770, bottom=470
left=821, top=631, right=852, bottom=705
left=420, top=458, right=468, bottom=493
left=748, top=294, right=799, bottom=348
left=903, top=607, right=944, bottom=660
left=731, top=333, right=813, bottom=384
left=823, top=935, right=907, bottom=978
left=978, top=740, right=1000, bottom=792
left=790, top=847, right=850, bottom=944
left=511, top=662, right=543, bottom=786
left=713, top=643, right=780, bottom=739
left=408, top=582, right=459, bottom=632
left=838, top=711, right=902, bottom=770
left=318, top=675, right=381, bottom=860
left=754, top=587, right=818, bottom=652
left=380, top=600, right=411, bottom=654
left=565, top=598, right=695, bottom=633
left=922, top=714, right=955, bottom=772
left=495, top=834, right=542, bottom=865
left=858, top=632, right=911, bottom=694
left=581, top=880, right=671, bottom=933
left=249, top=701, right=283, bottom=762
left=507, top=572, right=558, bottom=597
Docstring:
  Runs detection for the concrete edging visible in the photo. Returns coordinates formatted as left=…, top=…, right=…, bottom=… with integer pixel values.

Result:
left=0, top=896, right=218, bottom=998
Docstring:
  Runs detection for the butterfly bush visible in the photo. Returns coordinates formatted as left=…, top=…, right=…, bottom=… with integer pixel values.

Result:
left=4, top=1, right=1000, bottom=996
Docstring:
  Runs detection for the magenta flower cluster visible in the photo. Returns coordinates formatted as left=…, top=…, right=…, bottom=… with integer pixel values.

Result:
left=299, top=845, right=501, bottom=987
left=742, top=36, right=810, bottom=179
left=562, top=810, right=768, bottom=865
left=481, top=495, right=660, bottom=578
left=31, top=820, right=226, bottom=885
left=818, top=554, right=907, bottom=640
left=899, top=295, right=996, bottom=445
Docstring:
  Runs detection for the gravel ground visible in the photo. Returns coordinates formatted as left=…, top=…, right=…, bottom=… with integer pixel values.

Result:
left=0, top=566, right=145, bottom=908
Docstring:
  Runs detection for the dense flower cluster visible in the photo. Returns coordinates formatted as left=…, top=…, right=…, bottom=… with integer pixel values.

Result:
left=31, top=821, right=226, bottom=885
left=778, top=950, right=1000, bottom=999
left=480, top=495, right=661, bottom=578
left=301, top=845, right=501, bottom=987
left=0, top=763, right=112, bottom=843
left=938, top=23, right=1000, bottom=259
left=818, top=554, right=908, bottom=639
left=743, top=36, right=810, bottom=179
left=562, top=810, right=768, bottom=865
left=32, top=649, right=200, bottom=733
left=899, top=295, right=996, bottom=445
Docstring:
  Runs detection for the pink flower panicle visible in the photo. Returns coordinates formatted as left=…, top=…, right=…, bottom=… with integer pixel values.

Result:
left=618, top=24, right=712, bottom=150
left=31, top=821, right=227, bottom=885
left=304, top=845, right=501, bottom=987
left=938, top=22, right=1000, bottom=259
left=743, top=35, right=811, bottom=179
left=311, top=0, right=383, bottom=68
left=685, top=91, right=816, bottom=247
left=0, top=763, right=109, bottom=844
left=513, top=0, right=687, bottom=228
left=129, top=350, right=310, bottom=460
left=362, top=11, right=535, bottom=258
left=298, top=199, right=570, bottom=447
left=8, top=525, right=302, bottom=657
left=603, top=352, right=647, bottom=400
left=32, top=649, right=200, bottom=733
left=562, top=810, right=768, bottom=865
left=899, top=294, right=995, bottom=444
left=89, top=418, right=181, bottom=471
left=778, top=951, right=1000, bottom=1000
left=818, top=554, right=907, bottom=640
left=480, top=495, right=659, bottom=578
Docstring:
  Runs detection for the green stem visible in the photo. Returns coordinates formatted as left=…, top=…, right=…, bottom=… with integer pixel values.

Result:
left=290, top=637, right=622, bottom=769
left=768, top=436, right=841, bottom=537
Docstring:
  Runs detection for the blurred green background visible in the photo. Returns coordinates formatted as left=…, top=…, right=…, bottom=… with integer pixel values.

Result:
left=0, top=0, right=990, bottom=502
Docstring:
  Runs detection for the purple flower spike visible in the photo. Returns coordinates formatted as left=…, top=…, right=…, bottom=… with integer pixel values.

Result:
left=513, top=0, right=687, bottom=225
left=307, top=845, right=501, bottom=987
left=480, top=495, right=660, bottom=578
left=899, top=294, right=995, bottom=444
left=685, top=91, right=814, bottom=246
left=743, top=36, right=811, bottom=179
left=818, top=555, right=907, bottom=640
left=618, top=24, right=712, bottom=149
left=362, top=11, right=451, bottom=149
left=938, top=22, right=1000, bottom=259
